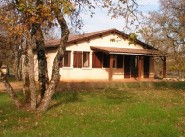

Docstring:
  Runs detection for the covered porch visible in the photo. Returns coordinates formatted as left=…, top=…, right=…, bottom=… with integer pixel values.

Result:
left=91, top=46, right=166, bottom=81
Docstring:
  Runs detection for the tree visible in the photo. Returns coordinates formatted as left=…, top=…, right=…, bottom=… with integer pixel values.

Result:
left=139, top=0, right=185, bottom=78
left=0, top=0, right=139, bottom=112
left=0, top=9, right=22, bottom=80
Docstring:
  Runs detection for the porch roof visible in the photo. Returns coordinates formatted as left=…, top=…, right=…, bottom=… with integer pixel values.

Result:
left=90, top=46, right=161, bottom=56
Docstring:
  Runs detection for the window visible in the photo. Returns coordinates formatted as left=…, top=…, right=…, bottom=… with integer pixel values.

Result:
left=83, top=52, right=90, bottom=67
left=103, top=53, right=110, bottom=68
left=92, top=52, right=102, bottom=68
left=60, top=51, right=71, bottom=67
left=73, top=51, right=82, bottom=68
left=73, top=51, right=90, bottom=68
left=104, top=54, right=123, bottom=68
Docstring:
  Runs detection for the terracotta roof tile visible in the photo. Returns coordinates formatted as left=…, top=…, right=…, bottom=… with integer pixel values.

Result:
left=44, top=28, right=156, bottom=51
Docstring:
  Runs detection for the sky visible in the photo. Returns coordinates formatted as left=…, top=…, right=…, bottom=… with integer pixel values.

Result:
left=80, top=0, right=160, bottom=33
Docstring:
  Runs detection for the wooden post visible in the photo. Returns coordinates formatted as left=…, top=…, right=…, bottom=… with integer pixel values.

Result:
left=138, top=56, right=142, bottom=81
left=109, top=55, right=113, bottom=81
left=163, top=56, right=167, bottom=78
left=149, top=56, right=154, bottom=79
left=141, top=56, right=144, bottom=78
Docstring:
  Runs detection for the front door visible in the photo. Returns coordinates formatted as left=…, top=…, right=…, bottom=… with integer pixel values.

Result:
left=124, top=55, right=131, bottom=78
left=124, top=55, right=138, bottom=78
left=130, top=56, right=138, bottom=78
left=144, top=56, right=150, bottom=78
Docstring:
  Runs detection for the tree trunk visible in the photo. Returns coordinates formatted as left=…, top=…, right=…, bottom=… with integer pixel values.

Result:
left=6, top=65, right=10, bottom=76
left=22, top=54, right=30, bottom=103
left=37, top=55, right=60, bottom=111
left=37, top=9, right=69, bottom=111
left=14, top=54, right=20, bottom=80
left=27, top=33, right=37, bottom=110
left=14, top=48, right=22, bottom=81
left=31, top=23, right=49, bottom=99
left=18, top=55, right=22, bottom=80
left=0, top=70, right=22, bottom=108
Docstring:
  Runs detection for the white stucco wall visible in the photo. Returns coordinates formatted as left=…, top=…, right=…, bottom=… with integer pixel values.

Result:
left=67, top=33, right=143, bottom=51
left=34, top=33, right=154, bottom=81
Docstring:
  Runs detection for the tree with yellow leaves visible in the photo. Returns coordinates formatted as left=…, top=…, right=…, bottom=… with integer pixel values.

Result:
left=0, top=0, right=139, bottom=111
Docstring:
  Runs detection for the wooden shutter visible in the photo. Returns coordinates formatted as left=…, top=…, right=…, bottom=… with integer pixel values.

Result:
left=67, top=51, right=71, bottom=67
left=73, top=51, right=82, bottom=68
left=78, top=52, right=82, bottom=68
left=92, top=52, right=96, bottom=68
left=63, top=51, right=71, bottom=67
left=92, top=52, right=102, bottom=68
left=73, top=51, right=78, bottom=68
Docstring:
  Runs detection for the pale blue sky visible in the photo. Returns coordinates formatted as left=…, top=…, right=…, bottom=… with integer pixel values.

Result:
left=81, top=0, right=159, bottom=33
left=53, top=0, right=160, bottom=37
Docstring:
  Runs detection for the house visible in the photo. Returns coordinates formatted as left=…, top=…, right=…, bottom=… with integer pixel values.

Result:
left=37, top=29, right=165, bottom=81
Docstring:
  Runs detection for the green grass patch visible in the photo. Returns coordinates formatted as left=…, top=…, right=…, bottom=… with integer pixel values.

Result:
left=0, top=82, right=185, bottom=137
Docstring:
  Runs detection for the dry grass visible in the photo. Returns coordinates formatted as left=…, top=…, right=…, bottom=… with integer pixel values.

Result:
left=0, top=81, right=185, bottom=137
left=0, top=81, right=23, bottom=92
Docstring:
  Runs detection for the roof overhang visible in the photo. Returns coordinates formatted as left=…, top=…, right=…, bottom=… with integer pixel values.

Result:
left=90, top=46, right=161, bottom=56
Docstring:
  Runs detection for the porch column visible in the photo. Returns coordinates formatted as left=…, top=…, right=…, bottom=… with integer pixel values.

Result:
left=163, top=56, right=167, bottom=78
left=149, top=56, right=154, bottom=79
left=109, top=55, right=114, bottom=81
left=141, top=56, right=144, bottom=78
left=138, top=56, right=143, bottom=80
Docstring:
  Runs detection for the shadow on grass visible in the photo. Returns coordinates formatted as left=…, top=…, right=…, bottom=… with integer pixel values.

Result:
left=49, top=91, right=82, bottom=110
left=103, top=88, right=135, bottom=104
left=152, top=81, right=185, bottom=90
left=57, top=81, right=185, bottom=93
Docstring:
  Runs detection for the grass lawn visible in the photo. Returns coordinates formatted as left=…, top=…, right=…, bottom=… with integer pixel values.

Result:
left=0, top=82, right=185, bottom=137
